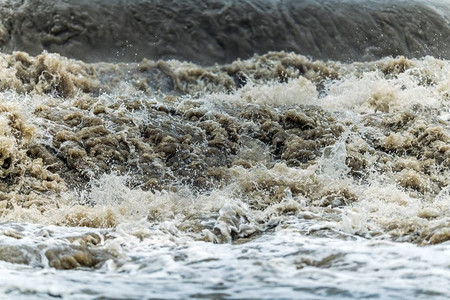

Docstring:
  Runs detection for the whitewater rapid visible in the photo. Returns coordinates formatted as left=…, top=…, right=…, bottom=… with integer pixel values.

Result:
left=0, top=50, right=447, bottom=298
left=0, top=0, right=449, bottom=299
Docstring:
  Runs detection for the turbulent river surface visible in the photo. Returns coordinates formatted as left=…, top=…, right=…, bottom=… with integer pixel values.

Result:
left=0, top=0, right=449, bottom=299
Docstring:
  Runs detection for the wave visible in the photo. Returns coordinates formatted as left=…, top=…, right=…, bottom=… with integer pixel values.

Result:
left=0, top=2, right=449, bottom=297
left=0, top=0, right=448, bottom=64
left=0, top=50, right=447, bottom=246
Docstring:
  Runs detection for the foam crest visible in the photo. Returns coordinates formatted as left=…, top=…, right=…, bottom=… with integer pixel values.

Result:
left=0, top=51, right=449, bottom=254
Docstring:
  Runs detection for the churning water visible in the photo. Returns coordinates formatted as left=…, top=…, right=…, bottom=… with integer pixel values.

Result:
left=0, top=0, right=449, bottom=299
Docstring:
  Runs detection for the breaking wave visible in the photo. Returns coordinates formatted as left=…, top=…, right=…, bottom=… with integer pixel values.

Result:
left=0, top=0, right=449, bottom=299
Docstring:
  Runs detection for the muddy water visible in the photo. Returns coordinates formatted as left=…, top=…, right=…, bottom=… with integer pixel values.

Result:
left=0, top=0, right=449, bottom=299
left=0, top=0, right=448, bottom=64
left=0, top=50, right=447, bottom=299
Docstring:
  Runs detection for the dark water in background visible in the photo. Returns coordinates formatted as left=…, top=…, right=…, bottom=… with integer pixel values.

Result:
left=0, top=0, right=449, bottom=299
left=0, top=0, right=448, bottom=64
